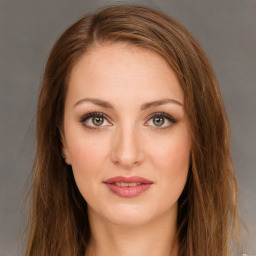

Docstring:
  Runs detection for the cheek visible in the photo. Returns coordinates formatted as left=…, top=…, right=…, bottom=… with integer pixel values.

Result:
left=151, top=131, right=190, bottom=171
left=148, top=128, right=191, bottom=191
left=66, top=135, right=111, bottom=201
left=70, top=140, right=107, bottom=168
left=65, top=123, right=108, bottom=163
left=65, top=130, right=110, bottom=183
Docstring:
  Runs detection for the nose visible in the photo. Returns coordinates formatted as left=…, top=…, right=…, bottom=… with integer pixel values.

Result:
left=110, top=124, right=144, bottom=169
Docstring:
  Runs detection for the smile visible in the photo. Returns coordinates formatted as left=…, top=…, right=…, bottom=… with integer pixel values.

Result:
left=103, top=176, right=153, bottom=198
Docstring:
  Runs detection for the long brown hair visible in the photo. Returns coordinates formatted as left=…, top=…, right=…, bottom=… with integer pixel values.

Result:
left=25, top=5, right=239, bottom=256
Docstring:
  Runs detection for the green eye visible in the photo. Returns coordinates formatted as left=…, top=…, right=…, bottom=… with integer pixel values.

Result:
left=80, top=112, right=111, bottom=129
left=152, top=116, right=165, bottom=126
left=146, top=113, right=177, bottom=128
left=92, top=116, right=104, bottom=126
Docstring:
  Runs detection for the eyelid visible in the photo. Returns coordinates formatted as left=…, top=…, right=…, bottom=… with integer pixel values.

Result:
left=145, top=112, right=177, bottom=128
left=80, top=112, right=112, bottom=129
left=79, top=111, right=177, bottom=130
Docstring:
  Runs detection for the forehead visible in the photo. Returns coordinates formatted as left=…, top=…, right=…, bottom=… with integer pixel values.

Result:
left=67, top=43, right=184, bottom=104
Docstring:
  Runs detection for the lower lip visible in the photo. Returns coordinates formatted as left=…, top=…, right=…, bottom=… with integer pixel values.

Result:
left=105, top=183, right=152, bottom=198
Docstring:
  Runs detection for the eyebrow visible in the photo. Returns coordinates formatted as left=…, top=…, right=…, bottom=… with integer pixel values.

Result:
left=74, top=98, right=114, bottom=109
left=73, top=98, right=183, bottom=110
left=141, top=98, right=183, bottom=110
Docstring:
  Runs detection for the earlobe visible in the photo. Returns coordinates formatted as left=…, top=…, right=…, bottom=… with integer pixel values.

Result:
left=61, top=145, right=72, bottom=165
left=59, top=130, right=72, bottom=165
left=62, top=153, right=71, bottom=165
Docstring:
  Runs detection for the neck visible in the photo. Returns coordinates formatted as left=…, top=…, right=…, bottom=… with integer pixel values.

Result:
left=85, top=207, right=178, bottom=256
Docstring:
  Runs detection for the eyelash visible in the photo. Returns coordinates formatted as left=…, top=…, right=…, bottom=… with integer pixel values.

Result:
left=146, top=112, right=177, bottom=128
left=79, top=111, right=177, bottom=130
left=80, top=112, right=109, bottom=130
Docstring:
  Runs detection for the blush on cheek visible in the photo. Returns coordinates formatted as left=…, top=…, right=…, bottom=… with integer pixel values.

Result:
left=68, top=134, right=108, bottom=162
left=151, top=134, right=190, bottom=180
left=153, top=142, right=190, bottom=165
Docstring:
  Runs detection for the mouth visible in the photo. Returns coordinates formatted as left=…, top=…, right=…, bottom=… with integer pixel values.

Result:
left=113, top=182, right=142, bottom=187
left=103, top=176, right=153, bottom=198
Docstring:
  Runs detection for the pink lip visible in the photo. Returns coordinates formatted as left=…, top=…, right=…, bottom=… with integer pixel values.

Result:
left=103, top=176, right=153, bottom=198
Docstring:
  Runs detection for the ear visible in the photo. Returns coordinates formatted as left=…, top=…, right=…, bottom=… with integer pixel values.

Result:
left=59, top=130, right=72, bottom=165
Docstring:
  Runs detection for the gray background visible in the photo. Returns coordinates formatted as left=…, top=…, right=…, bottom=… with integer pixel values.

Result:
left=0, top=0, right=255, bottom=255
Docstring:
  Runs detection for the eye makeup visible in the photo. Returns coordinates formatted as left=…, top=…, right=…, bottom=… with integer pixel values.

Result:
left=79, top=110, right=178, bottom=131
left=145, top=112, right=177, bottom=126
left=80, top=112, right=111, bottom=130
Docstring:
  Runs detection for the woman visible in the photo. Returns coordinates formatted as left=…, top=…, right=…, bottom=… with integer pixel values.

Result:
left=25, top=5, right=240, bottom=256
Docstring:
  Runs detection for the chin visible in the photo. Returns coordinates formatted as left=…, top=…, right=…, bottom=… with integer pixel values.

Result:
left=102, top=203, right=160, bottom=227
left=107, top=213, right=152, bottom=227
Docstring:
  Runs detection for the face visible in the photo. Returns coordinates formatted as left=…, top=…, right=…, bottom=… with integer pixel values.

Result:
left=62, top=43, right=191, bottom=226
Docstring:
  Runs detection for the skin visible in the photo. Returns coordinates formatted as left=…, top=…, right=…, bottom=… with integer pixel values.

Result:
left=62, top=43, right=191, bottom=256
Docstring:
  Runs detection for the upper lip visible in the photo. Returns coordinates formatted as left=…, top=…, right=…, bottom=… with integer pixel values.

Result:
left=103, top=176, right=153, bottom=184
